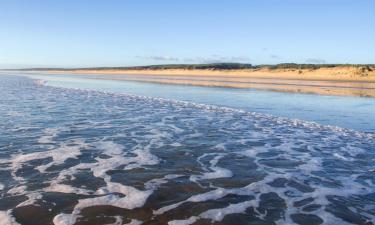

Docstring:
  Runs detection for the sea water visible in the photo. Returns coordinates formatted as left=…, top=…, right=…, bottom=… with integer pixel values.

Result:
left=28, top=73, right=375, bottom=133
left=0, top=75, right=374, bottom=225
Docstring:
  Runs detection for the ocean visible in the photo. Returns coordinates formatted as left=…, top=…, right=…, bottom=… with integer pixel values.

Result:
left=0, top=75, right=374, bottom=225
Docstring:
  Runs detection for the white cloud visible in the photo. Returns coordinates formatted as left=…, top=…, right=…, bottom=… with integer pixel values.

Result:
left=136, top=55, right=251, bottom=64
left=305, top=58, right=326, bottom=64
left=136, top=56, right=179, bottom=61
left=184, top=55, right=250, bottom=63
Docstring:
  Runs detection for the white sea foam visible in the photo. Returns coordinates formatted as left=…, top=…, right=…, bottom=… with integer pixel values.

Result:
left=190, top=154, right=233, bottom=184
left=6, top=185, right=44, bottom=207
left=7, top=186, right=27, bottom=195
left=0, top=211, right=20, bottom=225
left=49, top=140, right=166, bottom=224
left=54, top=173, right=184, bottom=225
left=168, top=216, right=198, bottom=225
left=96, top=141, right=124, bottom=156
left=33, top=79, right=46, bottom=86
left=6, top=139, right=88, bottom=179
left=200, top=200, right=257, bottom=221
left=154, top=188, right=229, bottom=215
left=44, top=183, right=92, bottom=195
left=169, top=200, right=258, bottom=225
left=16, top=192, right=43, bottom=207
left=103, top=216, right=139, bottom=225
left=53, top=213, right=76, bottom=225
left=38, top=127, right=62, bottom=144
left=122, top=219, right=142, bottom=225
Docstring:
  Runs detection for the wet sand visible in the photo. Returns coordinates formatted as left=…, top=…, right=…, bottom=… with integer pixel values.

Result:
left=28, top=67, right=375, bottom=97
left=90, top=74, right=375, bottom=97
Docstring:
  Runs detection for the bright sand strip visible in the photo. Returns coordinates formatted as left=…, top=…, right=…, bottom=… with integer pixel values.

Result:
left=43, top=67, right=375, bottom=97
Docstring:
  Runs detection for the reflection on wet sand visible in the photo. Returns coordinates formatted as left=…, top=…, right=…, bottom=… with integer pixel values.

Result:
left=90, top=74, right=375, bottom=97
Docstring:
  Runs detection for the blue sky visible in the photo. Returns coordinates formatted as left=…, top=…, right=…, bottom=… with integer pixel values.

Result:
left=0, top=0, right=374, bottom=68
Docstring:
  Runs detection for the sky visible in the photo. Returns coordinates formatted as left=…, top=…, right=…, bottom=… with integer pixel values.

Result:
left=0, top=0, right=374, bottom=68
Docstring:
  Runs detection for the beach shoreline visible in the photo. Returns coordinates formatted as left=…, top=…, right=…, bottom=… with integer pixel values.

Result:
left=12, top=66, right=375, bottom=97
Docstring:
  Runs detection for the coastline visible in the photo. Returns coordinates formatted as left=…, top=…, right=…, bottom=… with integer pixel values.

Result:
left=15, top=66, right=375, bottom=97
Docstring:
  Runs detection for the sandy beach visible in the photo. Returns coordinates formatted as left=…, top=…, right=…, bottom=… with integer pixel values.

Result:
left=44, top=66, right=375, bottom=97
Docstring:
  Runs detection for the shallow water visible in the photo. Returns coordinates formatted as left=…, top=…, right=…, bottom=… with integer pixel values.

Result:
left=0, top=75, right=374, bottom=225
left=28, top=73, right=375, bottom=133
